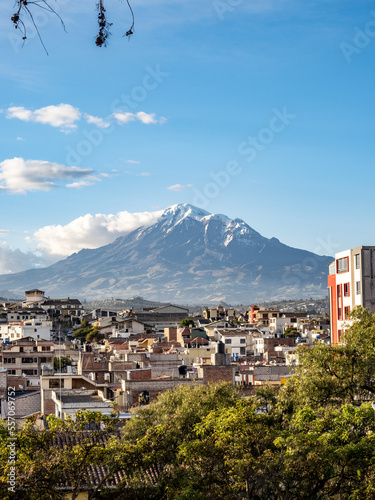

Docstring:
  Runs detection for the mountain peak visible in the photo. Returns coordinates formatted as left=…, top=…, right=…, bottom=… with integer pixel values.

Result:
left=162, top=204, right=210, bottom=223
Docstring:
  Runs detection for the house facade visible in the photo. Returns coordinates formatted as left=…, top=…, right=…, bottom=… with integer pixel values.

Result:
left=328, top=246, right=375, bottom=344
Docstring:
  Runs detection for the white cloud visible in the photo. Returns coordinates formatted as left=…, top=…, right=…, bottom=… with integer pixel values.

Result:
left=0, top=157, right=95, bottom=194
left=34, top=209, right=164, bottom=257
left=0, top=242, right=46, bottom=274
left=5, top=104, right=166, bottom=132
left=124, top=171, right=151, bottom=177
left=126, top=160, right=140, bottom=164
left=84, top=113, right=111, bottom=128
left=66, top=180, right=96, bottom=189
left=113, top=111, right=166, bottom=125
left=136, top=112, right=158, bottom=124
left=0, top=229, right=11, bottom=234
left=7, top=104, right=81, bottom=131
left=113, top=112, right=136, bottom=124
left=167, top=183, right=193, bottom=192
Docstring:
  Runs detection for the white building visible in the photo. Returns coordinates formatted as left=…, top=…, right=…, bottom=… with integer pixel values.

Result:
left=0, top=319, right=52, bottom=342
left=215, top=329, right=248, bottom=358
left=328, top=246, right=375, bottom=344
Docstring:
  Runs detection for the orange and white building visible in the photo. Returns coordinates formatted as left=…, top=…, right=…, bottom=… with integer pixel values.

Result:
left=328, top=246, right=375, bottom=344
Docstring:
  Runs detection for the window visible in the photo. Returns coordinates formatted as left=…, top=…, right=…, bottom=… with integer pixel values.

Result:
left=337, top=257, right=348, bottom=273
left=42, top=346, right=51, bottom=351
left=240, top=347, right=246, bottom=355
left=7, top=369, right=16, bottom=375
left=338, top=308, right=342, bottom=320
left=49, top=379, right=64, bottom=389
left=4, top=358, right=15, bottom=364
left=344, top=283, right=350, bottom=297
left=225, top=338, right=232, bottom=344
left=23, top=369, right=38, bottom=376
left=356, top=281, right=361, bottom=295
left=22, top=357, right=37, bottom=364
left=338, top=330, right=342, bottom=342
left=344, top=307, right=350, bottom=320
left=337, top=285, right=342, bottom=298
left=240, top=338, right=246, bottom=344
left=262, top=313, right=268, bottom=319
left=355, top=254, right=360, bottom=269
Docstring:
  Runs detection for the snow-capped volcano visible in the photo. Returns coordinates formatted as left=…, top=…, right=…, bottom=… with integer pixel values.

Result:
left=0, top=204, right=333, bottom=303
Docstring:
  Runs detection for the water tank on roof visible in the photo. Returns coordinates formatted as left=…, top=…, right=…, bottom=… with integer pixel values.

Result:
left=296, top=337, right=302, bottom=343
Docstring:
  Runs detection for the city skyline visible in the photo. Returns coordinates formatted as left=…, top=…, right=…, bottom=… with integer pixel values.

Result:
left=1, top=0, right=374, bottom=273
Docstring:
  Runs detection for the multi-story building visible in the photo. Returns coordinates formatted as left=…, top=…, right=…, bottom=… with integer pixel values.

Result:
left=0, top=337, right=55, bottom=388
left=328, top=246, right=375, bottom=344
left=0, top=318, right=52, bottom=342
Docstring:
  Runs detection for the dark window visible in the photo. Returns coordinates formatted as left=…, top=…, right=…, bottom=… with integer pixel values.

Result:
left=344, top=283, right=350, bottom=297
left=49, top=379, right=64, bottom=389
left=356, top=281, right=361, bottom=295
left=23, top=369, right=37, bottom=376
left=240, top=347, right=246, bottom=355
left=22, top=358, right=37, bottom=364
left=225, top=339, right=232, bottom=344
left=7, top=369, right=16, bottom=375
left=344, top=307, right=350, bottom=320
left=4, top=358, right=16, bottom=364
left=240, top=338, right=246, bottom=344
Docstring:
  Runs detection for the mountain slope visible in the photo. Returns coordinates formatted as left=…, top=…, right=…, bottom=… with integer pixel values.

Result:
left=0, top=204, right=332, bottom=303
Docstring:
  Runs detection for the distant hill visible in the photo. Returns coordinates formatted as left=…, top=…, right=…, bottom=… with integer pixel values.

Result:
left=0, top=204, right=333, bottom=304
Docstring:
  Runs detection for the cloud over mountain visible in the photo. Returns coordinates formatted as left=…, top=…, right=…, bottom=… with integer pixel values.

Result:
left=34, top=209, right=164, bottom=257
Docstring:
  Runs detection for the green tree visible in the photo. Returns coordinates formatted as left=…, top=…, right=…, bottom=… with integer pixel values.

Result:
left=86, top=327, right=104, bottom=343
left=284, top=326, right=299, bottom=337
left=180, top=318, right=195, bottom=328
left=279, top=306, right=375, bottom=412
left=53, top=356, right=72, bottom=372
left=0, top=410, right=120, bottom=500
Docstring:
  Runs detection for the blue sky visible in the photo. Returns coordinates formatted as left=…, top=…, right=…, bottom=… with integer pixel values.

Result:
left=0, top=0, right=374, bottom=273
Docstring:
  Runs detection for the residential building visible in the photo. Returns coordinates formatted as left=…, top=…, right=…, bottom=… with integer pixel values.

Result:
left=328, top=246, right=375, bottom=344
left=0, top=337, right=55, bottom=389
left=0, top=318, right=52, bottom=342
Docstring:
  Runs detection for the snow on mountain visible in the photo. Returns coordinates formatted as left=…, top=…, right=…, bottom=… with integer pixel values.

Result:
left=0, top=204, right=333, bottom=303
